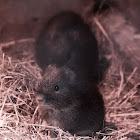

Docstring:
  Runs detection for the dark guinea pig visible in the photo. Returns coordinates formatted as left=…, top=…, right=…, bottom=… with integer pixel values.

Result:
left=35, top=11, right=98, bottom=82
left=35, top=65, right=105, bottom=136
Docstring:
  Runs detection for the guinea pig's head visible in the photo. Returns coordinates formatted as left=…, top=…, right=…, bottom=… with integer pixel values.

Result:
left=35, top=65, right=80, bottom=109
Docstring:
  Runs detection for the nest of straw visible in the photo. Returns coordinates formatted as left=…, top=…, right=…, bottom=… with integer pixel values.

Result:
left=0, top=9, right=140, bottom=140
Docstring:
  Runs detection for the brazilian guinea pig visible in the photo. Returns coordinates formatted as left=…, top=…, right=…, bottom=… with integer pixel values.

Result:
left=35, top=11, right=99, bottom=82
left=35, top=65, right=105, bottom=136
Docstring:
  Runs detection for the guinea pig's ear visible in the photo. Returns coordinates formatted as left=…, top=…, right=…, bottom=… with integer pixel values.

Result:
left=65, top=68, right=76, bottom=84
left=45, top=64, right=57, bottom=73
left=47, top=65, right=54, bottom=70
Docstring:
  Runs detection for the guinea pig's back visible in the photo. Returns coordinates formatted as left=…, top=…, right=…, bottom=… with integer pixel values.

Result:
left=35, top=11, right=98, bottom=76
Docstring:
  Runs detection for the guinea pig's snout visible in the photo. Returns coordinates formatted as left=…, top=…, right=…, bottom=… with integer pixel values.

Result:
left=33, top=82, right=47, bottom=105
left=36, top=94, right=44, bottom=104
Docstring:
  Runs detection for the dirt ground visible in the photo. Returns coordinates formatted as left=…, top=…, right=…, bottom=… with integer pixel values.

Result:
left=0, top=1, right=140, bottom=139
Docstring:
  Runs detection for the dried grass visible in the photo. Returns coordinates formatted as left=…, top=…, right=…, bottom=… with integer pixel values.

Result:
left=0, top=10, right=140, bottom=140
left=0, top=51, right=101, bottom=140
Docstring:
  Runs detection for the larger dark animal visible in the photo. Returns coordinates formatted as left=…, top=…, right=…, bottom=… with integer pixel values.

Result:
left=35, top=11, right=98, bottom=82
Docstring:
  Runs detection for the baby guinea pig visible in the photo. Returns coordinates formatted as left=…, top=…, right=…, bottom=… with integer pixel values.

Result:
left=35, top=11, right=98, bottom=82
left=35, top=65, right=105, bottom=136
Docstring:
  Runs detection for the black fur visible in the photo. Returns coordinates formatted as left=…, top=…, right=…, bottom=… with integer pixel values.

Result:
left=35, top=11, right=98, bottom=82
left=35, top=11, right=105, bottom=136
left=35, top=65, right=105, bottom=136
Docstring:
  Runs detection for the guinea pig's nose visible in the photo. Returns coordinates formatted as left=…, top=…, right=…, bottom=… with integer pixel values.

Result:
left=36, top=95, right=44, bottom=103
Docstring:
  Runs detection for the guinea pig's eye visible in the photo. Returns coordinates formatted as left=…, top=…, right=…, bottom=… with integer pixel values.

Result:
left=54, top=85, right=59, bottom=91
